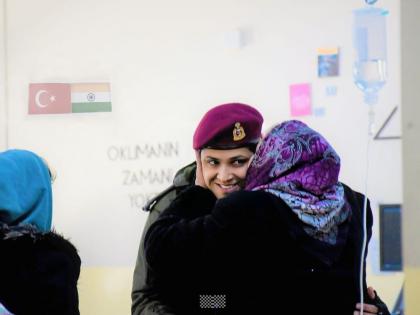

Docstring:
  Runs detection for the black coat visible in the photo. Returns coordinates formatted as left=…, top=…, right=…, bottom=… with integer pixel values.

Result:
left=145, top=184, right=373, bottom=315
left=0, top=225, right=81, bottom=315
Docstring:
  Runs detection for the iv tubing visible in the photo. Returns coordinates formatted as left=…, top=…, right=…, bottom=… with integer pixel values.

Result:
left=360, top=108, right=375, bottom=315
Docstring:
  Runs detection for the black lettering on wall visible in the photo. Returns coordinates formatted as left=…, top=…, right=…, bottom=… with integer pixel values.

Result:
left=122, top=169, right=174, bottom=186
left=107, top=142, right=179, bottom=161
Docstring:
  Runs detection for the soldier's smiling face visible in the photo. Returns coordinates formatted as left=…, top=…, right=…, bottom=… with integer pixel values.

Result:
left=200, top=147, right=254, bottom=199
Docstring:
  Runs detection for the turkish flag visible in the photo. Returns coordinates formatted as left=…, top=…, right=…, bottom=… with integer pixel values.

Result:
left=28, top=83, right=71, bottom=115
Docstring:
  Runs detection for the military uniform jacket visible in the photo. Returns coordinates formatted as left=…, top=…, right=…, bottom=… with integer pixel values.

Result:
left=131, top=163, right=196, bottom=315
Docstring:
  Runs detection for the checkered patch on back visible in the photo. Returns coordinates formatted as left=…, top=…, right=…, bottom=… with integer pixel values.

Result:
left=199, top=294, right=226, bottom=309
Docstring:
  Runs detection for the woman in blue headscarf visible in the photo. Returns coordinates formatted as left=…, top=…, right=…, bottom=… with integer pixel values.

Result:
left=0, top=149, right=53, bottom=231
left=0, top=149, right=80, bottom=315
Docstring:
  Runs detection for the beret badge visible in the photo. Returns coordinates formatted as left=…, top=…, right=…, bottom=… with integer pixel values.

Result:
left=233, top=122, right=246, bottom=141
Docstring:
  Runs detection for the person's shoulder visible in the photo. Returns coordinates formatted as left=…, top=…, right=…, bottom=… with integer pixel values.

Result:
left=43, top=231, right=80, bottom=259
left=172, top=161, right=196, bottom=187
left=217, top=190, right=281, bottom=211
left=221, top=189, right=261, bottom=201
left=341, top=182, right=366, bottom=206
left=37, top=231, right=81, bottom=280
left=340, top=182, right=373, bottom=227
left=143, top=162, right=196, bottom=212
left=341, top=182, right=361, bottom=196
left=213, top=191, right=289, bottom=230
left=0, top=225, right=81, bottom=276
left=3, top=225, right=79, bottom=258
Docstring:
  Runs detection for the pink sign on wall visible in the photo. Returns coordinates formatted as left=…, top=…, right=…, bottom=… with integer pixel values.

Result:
left=28, top=83, right=71, bottom=115
left=289, top=83, right=312, bottom=117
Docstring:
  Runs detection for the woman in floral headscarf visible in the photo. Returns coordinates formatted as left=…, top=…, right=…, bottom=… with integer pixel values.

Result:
left=145, top=121, right=386, bottom=315
left=246, top=120, right=352, bottom=262
left=0, top=149, right=80, bottom=315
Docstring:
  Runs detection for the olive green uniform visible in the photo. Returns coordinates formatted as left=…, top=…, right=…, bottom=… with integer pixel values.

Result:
left=131, top=163, right=195, bottom=315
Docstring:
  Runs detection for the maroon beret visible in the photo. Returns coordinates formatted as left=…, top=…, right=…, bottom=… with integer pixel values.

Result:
left=193, top=103, right=264, bottom=150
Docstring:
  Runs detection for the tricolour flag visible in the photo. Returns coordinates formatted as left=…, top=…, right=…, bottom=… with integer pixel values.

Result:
left=71, top=83, right=112, bottom=113
left=28, top=83, right=72, bottom=115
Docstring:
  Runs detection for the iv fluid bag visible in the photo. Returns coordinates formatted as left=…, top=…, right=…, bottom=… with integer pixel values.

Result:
left=353, top=6, right=388, bottom=105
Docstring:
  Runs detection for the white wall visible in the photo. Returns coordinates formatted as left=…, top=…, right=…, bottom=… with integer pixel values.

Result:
left=401, top=0, right=420, bottom=314
left=4, top=0, right=403, bottom=311
left=0, top=0, right=6, bottom=150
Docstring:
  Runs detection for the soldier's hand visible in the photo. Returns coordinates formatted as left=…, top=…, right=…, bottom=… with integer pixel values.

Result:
left=354, top=302, right=378, bottom=315
left=354, top=286, right=390, bottom=315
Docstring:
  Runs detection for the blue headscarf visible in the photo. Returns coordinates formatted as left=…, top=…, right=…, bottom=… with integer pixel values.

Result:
left=0, top=301, right=14, bottom=314
left=0, top=149, right=52, bottom=232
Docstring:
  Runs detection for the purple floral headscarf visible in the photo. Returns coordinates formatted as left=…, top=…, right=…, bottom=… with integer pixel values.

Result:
left=245, top=120, right=350, bottom=244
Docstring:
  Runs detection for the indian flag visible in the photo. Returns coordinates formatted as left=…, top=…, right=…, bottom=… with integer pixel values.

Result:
left=71, top=83, right=112, bottom=113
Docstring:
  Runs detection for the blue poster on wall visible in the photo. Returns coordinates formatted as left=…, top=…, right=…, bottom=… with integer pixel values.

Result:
left=317, top=47, right=339, bottom=77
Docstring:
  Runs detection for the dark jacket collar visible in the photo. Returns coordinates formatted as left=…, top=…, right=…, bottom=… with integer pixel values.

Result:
left=142, top=162, right=196, bottom=211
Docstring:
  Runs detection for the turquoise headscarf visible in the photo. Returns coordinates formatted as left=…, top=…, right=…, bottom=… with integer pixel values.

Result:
left=0, top=302, right=14, bottom=315
left=0, top=149, right=52, bottom=232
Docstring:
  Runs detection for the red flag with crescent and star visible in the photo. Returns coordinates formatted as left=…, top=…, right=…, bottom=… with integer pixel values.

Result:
left=28, top=83, right=71, bottom=114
